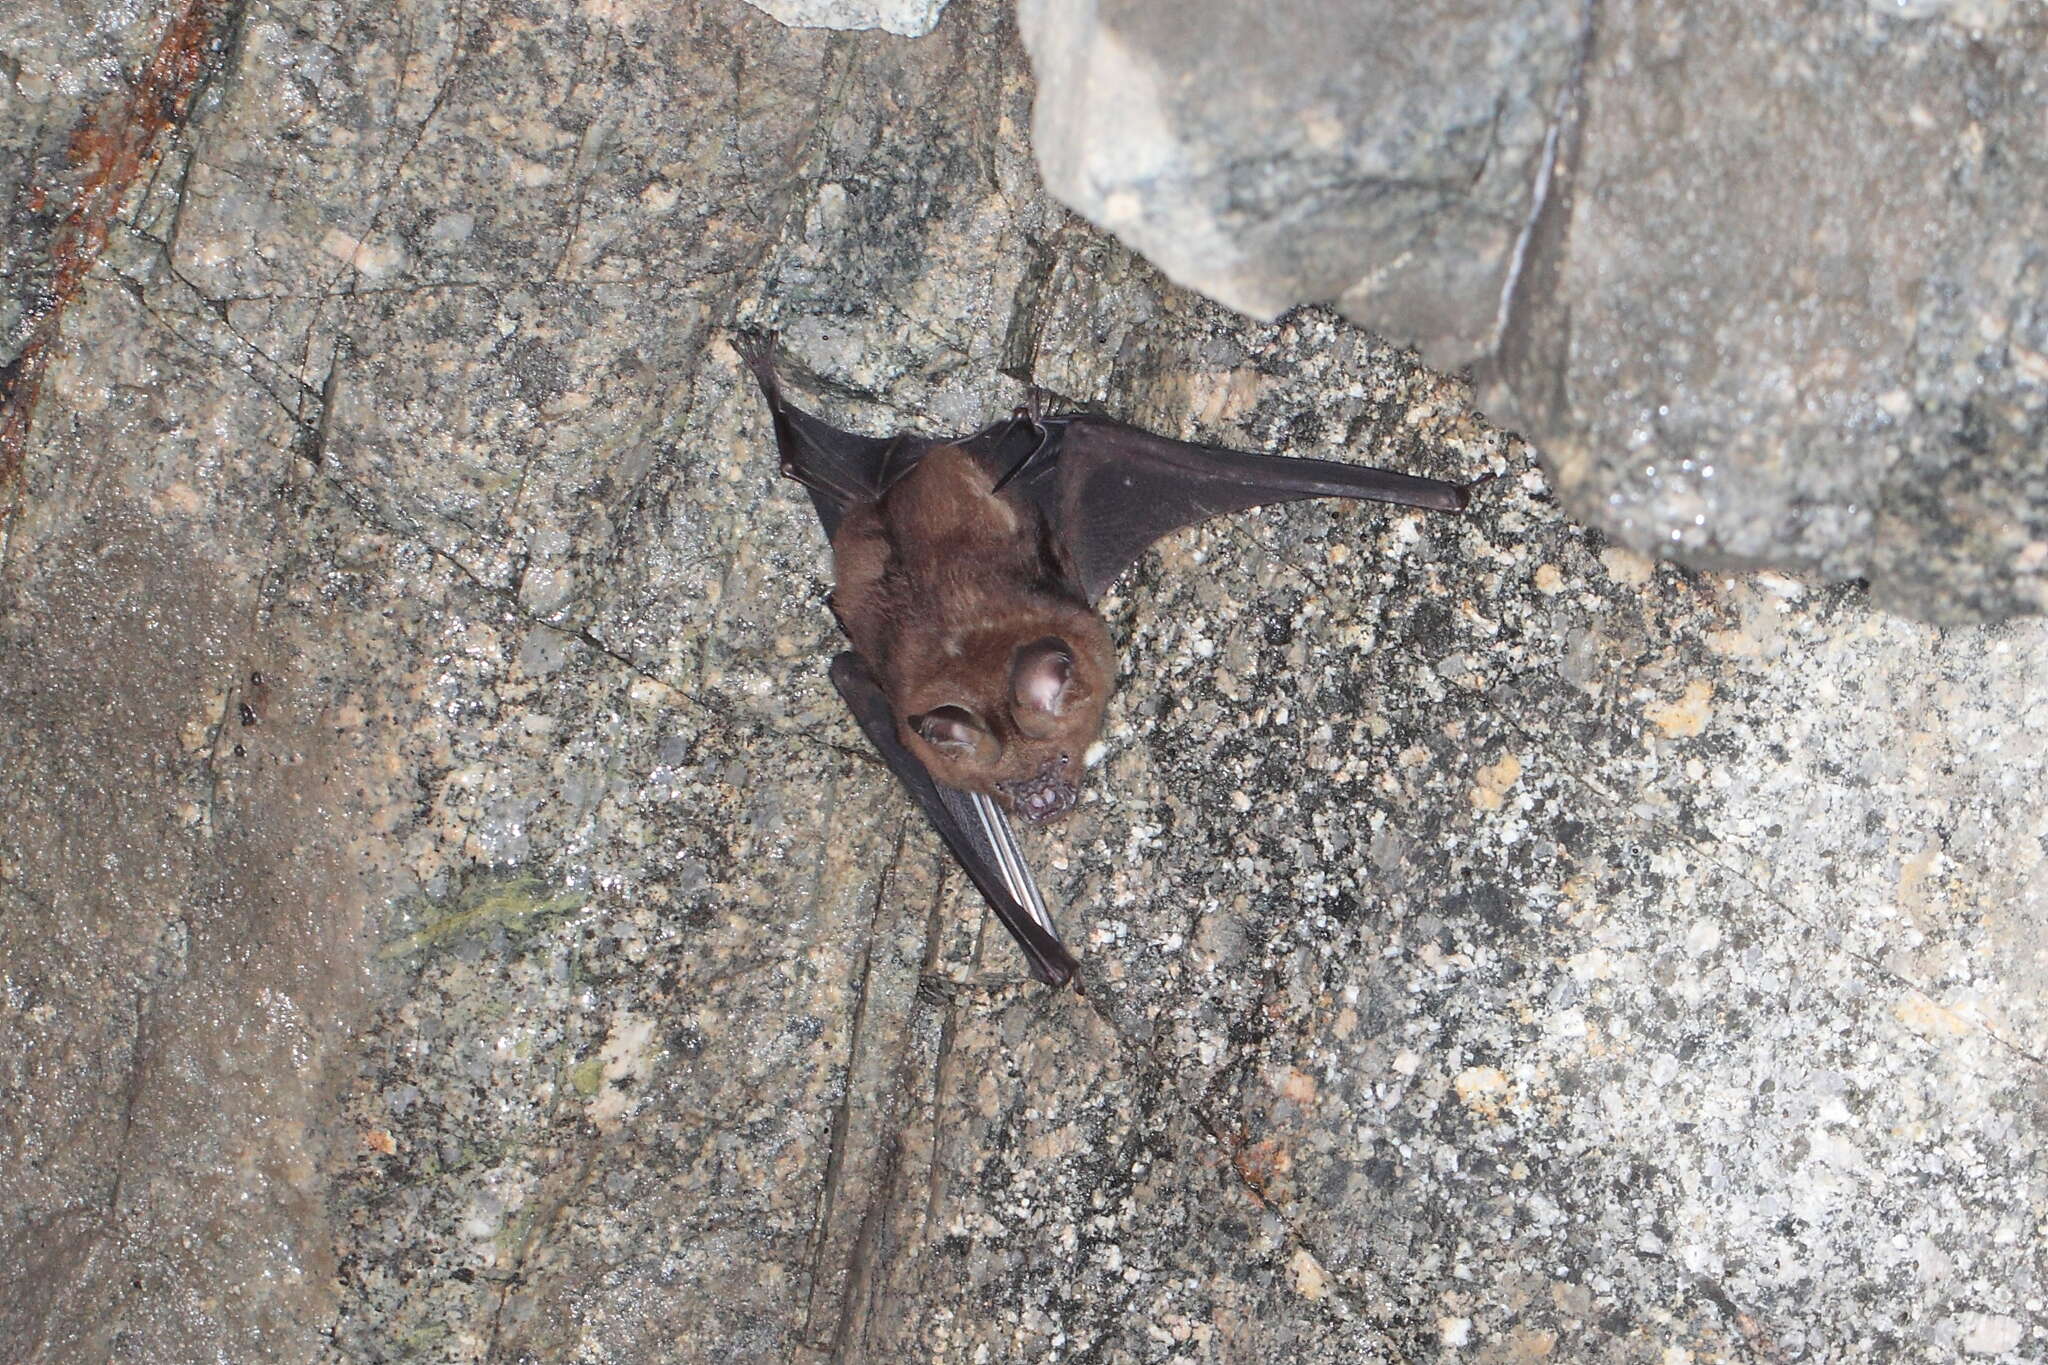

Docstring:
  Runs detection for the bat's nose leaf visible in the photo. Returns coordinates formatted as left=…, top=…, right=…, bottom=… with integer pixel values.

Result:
left=998, top=758, right=1078, bottom=824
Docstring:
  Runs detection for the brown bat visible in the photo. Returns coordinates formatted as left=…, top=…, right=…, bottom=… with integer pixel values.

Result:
left=741, top=335, right=1476, bottom=985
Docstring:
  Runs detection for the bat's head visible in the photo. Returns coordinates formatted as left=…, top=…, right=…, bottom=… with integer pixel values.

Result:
left=894, top=605, right=1114, bottom=823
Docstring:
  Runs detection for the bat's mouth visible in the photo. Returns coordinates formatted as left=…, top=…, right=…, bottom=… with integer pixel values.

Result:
left=1000, top=758, right=1077, bottom=823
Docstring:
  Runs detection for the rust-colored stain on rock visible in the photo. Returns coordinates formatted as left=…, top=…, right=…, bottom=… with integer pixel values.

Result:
left=1, top=0, right=235, bottom=526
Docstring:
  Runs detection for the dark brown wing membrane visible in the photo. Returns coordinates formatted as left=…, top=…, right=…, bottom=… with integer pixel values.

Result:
left=829, top=653, right=1078, bottom=986
left=1012, top=414, right=1470, bottom=603
left=739, top=334, right=918, bottom=540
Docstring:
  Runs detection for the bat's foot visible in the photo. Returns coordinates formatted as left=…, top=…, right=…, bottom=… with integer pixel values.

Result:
left=985, top=388, right=1056, bottom=496
left=735, top=329, right=783, bottom=398
left=1014, top=386, right=1050, bottom=426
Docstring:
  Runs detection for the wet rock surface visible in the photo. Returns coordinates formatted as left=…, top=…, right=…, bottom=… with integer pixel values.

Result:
left=2, top=2, right=2044, bottom=1362
left=1019, top=0, right=2048, bottom=625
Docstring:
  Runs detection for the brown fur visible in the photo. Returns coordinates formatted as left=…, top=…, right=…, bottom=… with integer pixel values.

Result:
left=829, top=445, right=1113, bottom=809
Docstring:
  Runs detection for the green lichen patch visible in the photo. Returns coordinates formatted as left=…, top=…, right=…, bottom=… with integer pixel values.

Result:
left=378, top=870, right=589, bottom=963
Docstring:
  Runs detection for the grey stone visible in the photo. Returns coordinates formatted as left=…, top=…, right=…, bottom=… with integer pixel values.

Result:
left=1497, top=1, right=2048, bottom=625
left=743, top=0, right=951, bottom=37
left=2, top=1, right=2044, bottom=1362
left=1017, top=1, right=2048, bottom=624
left=1017, top=0, right=1583, bottom=371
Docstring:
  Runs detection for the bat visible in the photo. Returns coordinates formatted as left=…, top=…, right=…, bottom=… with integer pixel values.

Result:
left=740, top=334, right=1477, bottom=986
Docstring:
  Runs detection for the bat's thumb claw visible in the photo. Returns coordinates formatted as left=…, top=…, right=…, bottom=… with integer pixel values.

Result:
left=1457, top=469, right=1504, bottom=508
left=1031, top=948, right=1078, bottom=989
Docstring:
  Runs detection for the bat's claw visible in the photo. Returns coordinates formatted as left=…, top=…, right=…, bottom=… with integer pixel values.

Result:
left=990, top=420, right=1054, bottom=496
left=1012, top=386, right=1050, bottom=427
left=735, top=329, right=783, bottom=398
left=1441, top=469, right=1502, bottom=510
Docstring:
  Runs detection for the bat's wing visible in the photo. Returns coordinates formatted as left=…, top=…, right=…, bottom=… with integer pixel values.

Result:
left=741, top=337, right=1075, bottom=985
left=830, top=652, right=1079, bottom=987
left=1013, top=414, right=1472, bottom=603
left=738, top=334, right=919, bottom=541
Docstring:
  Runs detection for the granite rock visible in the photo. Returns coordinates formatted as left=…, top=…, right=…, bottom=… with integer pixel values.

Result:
left=742, top=0, right=951, bottom=37
left=2, top=1, right=2043, bottom=1362
left=1504, top=0, right=2048, bottom=626
left=1016, top=0, right=1582, bottom=372
left=1016, top=0, right=2048, bottom=625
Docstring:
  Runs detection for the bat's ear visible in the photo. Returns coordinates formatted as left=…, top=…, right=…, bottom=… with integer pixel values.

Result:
left=1010, top=637, right=1080, bottom=738
left=908, top=704, right=1001, bottom=768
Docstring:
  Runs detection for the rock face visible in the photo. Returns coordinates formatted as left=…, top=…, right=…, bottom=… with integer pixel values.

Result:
left=1018, top=0, right=1583, bottom=370
left=741, top=0, right=952, bottom=37
left=2, top=2, right=2045, bottom=1363
left=1019, top=0, right=2048, bottom=623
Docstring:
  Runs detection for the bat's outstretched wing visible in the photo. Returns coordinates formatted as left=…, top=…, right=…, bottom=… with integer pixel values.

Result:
left=1009, top=414, right=1471, bottom=604
left=829, top=653, right=1079, bottom=986
left=738, top=333, right=919, bottom=541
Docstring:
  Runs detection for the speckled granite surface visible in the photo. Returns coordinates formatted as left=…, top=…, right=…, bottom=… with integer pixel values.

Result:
left=1, top=2, right=2042, bottom=1362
